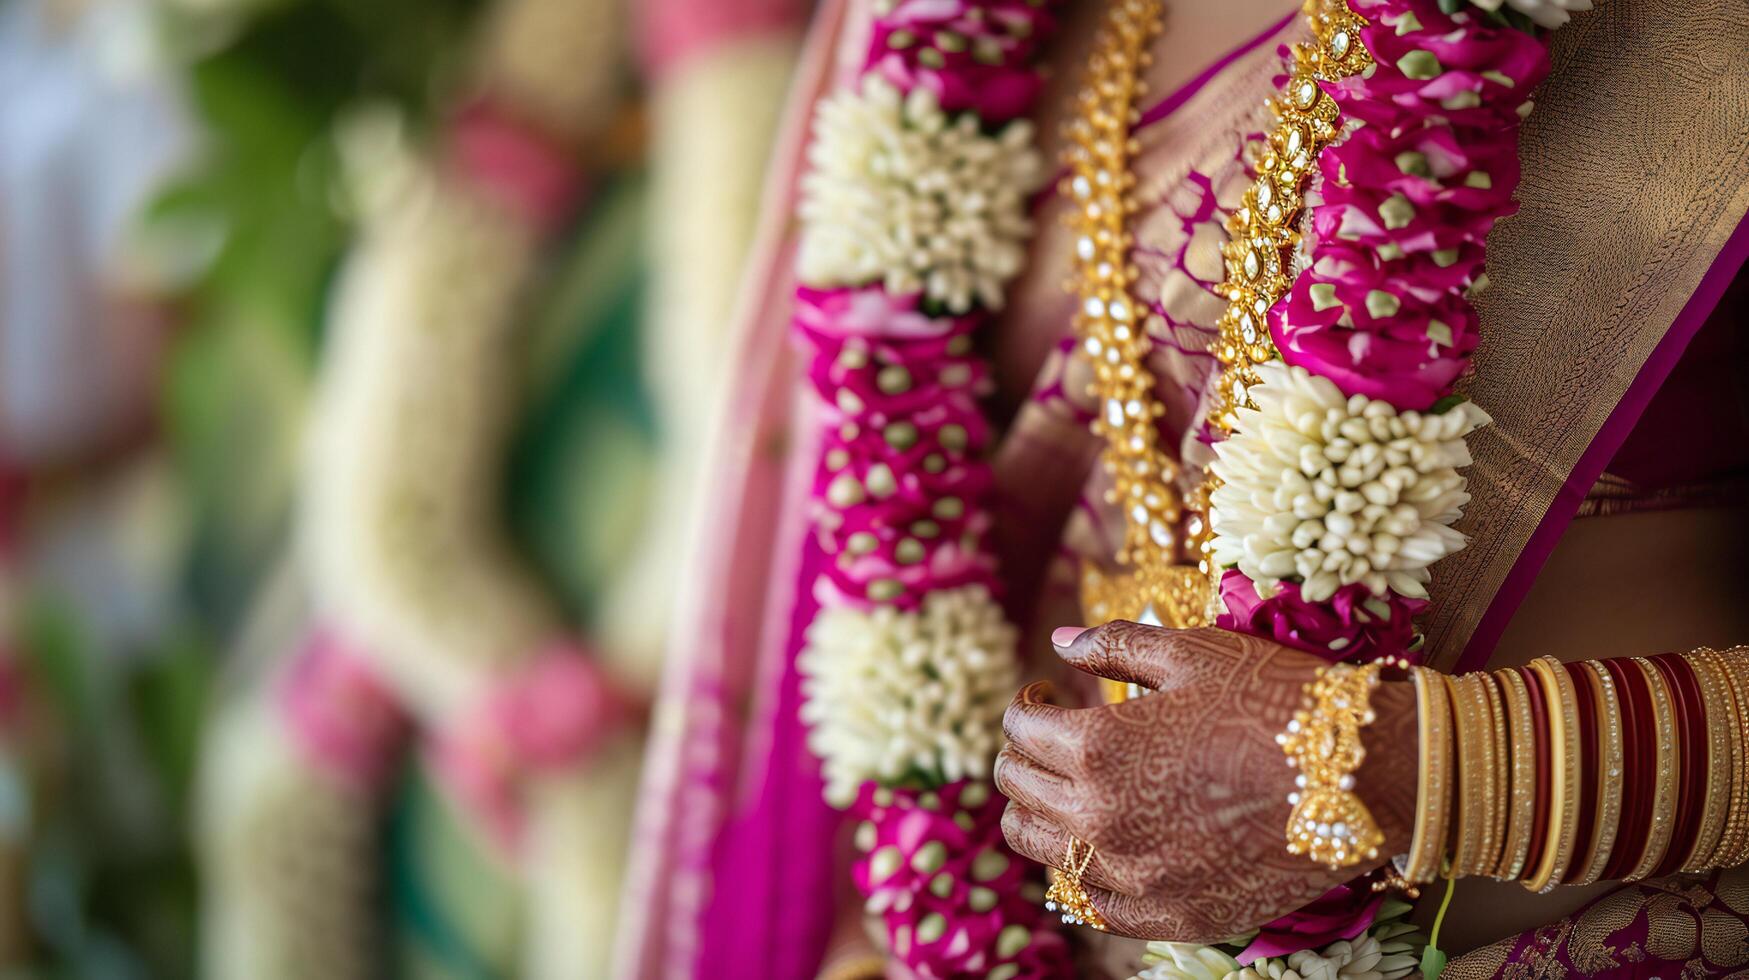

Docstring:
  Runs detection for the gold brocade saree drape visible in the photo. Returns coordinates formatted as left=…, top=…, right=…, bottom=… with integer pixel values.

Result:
left=1413, top=0, right=1749, bottom=673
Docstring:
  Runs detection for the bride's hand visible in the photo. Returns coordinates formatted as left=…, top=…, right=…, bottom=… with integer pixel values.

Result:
left=993, top=622, right=1417, bottom=942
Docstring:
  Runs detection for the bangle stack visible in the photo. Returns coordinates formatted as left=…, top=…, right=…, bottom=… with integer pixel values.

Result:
left=1398, top=647, right=1749, bottom=890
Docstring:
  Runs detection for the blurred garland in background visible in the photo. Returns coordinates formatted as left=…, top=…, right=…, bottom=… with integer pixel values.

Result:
left=4, top=0, right=659, bottom=975
left=150, top=0, right=488, bottom=632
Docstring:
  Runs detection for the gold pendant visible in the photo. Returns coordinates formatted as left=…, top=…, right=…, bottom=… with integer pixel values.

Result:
left=1079, top=560, right=1212, bottom=703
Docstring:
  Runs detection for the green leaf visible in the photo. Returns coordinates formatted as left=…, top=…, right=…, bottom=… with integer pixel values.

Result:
left=1429, top=394, right=1466, bottom=415
left=1421, top=945, right=1449, bottom=980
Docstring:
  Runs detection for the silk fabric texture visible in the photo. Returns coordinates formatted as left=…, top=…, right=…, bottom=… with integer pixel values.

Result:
left=614, top=0, right=1749, bottom=975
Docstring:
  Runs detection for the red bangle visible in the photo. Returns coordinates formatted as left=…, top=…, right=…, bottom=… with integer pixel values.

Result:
left=1600, top=657, right=1653, bottom=881
left=1563, top=661, right=1599, bottom=884
left=1520, top=665, right=1552, bottom=880
left=1651, top=654, right=1708, bottom=878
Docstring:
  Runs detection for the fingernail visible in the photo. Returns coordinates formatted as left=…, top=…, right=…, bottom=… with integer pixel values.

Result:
left=1018, top=680, right=1053, bottom=704
left=1051, top=626, right=1090, bottom=649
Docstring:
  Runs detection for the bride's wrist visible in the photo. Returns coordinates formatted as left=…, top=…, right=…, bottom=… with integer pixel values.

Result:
left=1358, top=679, right=1419, bottom=859
left=1276, top=665, right=1419, bottom=871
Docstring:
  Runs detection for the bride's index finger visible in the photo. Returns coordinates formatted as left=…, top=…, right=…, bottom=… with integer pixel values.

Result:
left=1050, top=620, right=1196, bottom=691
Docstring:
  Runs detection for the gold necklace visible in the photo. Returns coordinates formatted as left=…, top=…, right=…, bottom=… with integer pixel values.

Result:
left=1065, top=0, right=1372, bottom=659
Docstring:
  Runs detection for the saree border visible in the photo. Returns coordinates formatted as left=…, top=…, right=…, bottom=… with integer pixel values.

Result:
left=1454, top=213, right=1749, bottom=673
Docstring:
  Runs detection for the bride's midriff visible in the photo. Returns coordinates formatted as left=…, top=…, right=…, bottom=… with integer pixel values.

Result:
left=1420, top=505, right=1749, bottom=953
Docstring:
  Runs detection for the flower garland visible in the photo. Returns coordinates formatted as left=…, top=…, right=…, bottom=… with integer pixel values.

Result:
left=1167, top=0, right=1557, bottom=972
left=791, top=1, right=1074, bottom=976
left=1210, top=0, right=1551, bottom=665
left=1061, top=0, right=1572, bottom=971
left=1137, top=896, right=1422, bottom=980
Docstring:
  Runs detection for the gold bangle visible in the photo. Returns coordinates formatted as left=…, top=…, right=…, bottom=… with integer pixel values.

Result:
left=1405, top=666, right=1454, bottom=883
left=1278, top=660, right=1400, bottom=869
left=1482, top=671, right=1510, bottom=878
left=1682, top=649, right=1736, bottom=871
left=1712, top=648, right=1749, bottom=868
left=1444, top=674, right=1479, bottom=877
left=1523, top=658, right=1580, bottom=892
left=1627, top=657, right=1680, bottom=881
left=1447, top=673, right=1498, bottom=878
left=1493, top=666, right=1538, bottom=880
left=1569, top=661, right=1622, bottom=885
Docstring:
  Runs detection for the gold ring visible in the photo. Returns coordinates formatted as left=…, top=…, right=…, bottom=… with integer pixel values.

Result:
left=1043, top=837, right=1108, bottom=930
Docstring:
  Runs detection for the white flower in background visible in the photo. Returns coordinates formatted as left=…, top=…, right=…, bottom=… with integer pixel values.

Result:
left=1209, top=362, right=1488, bottom=603
left=799, top=585, right=1018, bottom=806
left=796, top=76, right=1043, bottom=313
left=1470, top=0, right=1593, bottom=29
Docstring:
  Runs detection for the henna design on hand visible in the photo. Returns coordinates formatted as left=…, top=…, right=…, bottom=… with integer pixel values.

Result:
left=994, top=623, right=1417, bottom=942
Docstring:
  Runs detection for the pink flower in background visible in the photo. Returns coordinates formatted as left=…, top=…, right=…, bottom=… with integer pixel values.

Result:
left=449, top=100, right=584, bottom=233
left=279, top=630, right=408, bottom=792
left=851, top=780, right=1072, bottom=977
left=863, top=1, right=1058, bottom=120
left=430, top=642, right=629, bottom=851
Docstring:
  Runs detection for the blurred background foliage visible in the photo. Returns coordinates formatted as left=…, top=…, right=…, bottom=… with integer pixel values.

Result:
left=3, top=0, right=661, bottom=974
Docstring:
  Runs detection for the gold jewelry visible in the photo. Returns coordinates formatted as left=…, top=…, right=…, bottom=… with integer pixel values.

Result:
left=1207, top=0, right=1369, bottom=426
left=1368, top=865, right=1422, bottom=899
left=1569, top=661, right=1623, bottom=885
left=1185, top=0, right=1373, bottom=577
left=1065, top=0, right=1200, bottom=641
left=817, top=956, right=888, bottom=980
left=1446, top=674, right=1489, bottom=877
left=1044, top=837, right=1108, bottom=930
left=1278, top=660, right=1399, bottom=868
left=1066, top=0, right=1373, bottom=635
left=1682, top=648, right=1736, bottom=871
left=1493, top=666, right=1538, bottom=880
left=1710, top=648, right=1749, bottom=867
left=1627, top=657, right=1679, bottom=881
left=1523, top=657, right=1580, bottom=892
left=1405, top=666, right=1453, bottom=883
left=1480, top=671, right=1510, bottom=877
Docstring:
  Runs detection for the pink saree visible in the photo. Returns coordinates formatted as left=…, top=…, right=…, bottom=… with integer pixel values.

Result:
left=615, top=0, right=1749, bottom=975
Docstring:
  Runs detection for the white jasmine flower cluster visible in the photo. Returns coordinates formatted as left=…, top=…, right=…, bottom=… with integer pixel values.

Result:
left=1136, top=920, right=1419, bottom=980
left=796, top=75, right=1043, bottom=313
left=1472, top=0, right=1593, bottom=29
left=1134, top=943, right=1243, bottom=980
left=1209, top=362, right=1489, bottom=603
left=799, top=585, right=1018, bottom=806
left=1267, top=930, right=1419, bottom=980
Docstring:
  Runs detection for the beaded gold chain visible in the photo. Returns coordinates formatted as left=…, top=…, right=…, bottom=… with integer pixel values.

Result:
left=1065, top=0, right=1373, bottom=641
left=1064, top=0, right=1192, bottom=636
